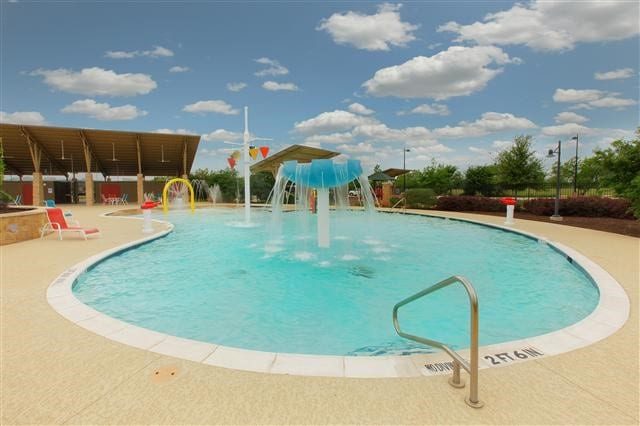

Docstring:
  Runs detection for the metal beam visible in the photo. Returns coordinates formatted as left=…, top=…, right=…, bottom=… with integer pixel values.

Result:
left=79, top=130, right=108, bottom=178
left=19, top=126, right=68, bottom=176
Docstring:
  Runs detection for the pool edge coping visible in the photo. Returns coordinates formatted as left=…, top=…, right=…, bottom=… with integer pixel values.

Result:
left=46, top=210, right=631, bottom=378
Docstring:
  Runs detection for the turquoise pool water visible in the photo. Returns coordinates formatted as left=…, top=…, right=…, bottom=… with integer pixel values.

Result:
left=73, top=209, right=599, bottom=356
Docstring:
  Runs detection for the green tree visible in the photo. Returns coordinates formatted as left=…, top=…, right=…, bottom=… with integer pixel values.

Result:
left=250, top=171, right=275, bottom=202
left=495, top=135, right=545, bottom=190
left=463, top=165, right=498, bottom=196
left=373, top=164, right=383, bottom=174
left=420, top=161, right=463, bottom=195
left=560, top=157, right=604, bottom=193
left=591, top=130, right=640, bottom=217
left=189, top=168, right=241, bottom=202
left=395, top=171, right=422, bottom=190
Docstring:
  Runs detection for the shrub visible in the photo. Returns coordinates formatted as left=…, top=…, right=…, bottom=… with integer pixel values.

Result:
left=389, top=196, right=401, bottom=207
left=523, top=197, right=634, bottom=219
left=406, top=188, right=436, bottom=209
left=434, top=196, right=505, bottom=212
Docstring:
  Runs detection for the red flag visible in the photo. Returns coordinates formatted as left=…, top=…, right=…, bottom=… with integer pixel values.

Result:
left=260, top=146, right=269, bottom=158
left=227, top=157, right=236, bottom=168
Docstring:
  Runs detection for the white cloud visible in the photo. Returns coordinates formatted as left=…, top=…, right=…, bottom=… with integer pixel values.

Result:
left=434, top=112, right=536, bottom=138
left=201, top=129, right=242, bottom=142
left=438, top=1, right=640, bottom=52
left=304, top=132, right=353, bottom=145
left=169, top=66, right=190, bottom=73
left=31, top=67, right=157, bottom=97
left=336, top=142, right=375, bottom=154
left=226, top=82, right=247, bottom=92
left=293, top=110, right=376, bottom=134
left=317, top=3, right=418, bottom=51
left=348, top=102, right=375, bottom=115
left=492, top=140, right=513, bottom=150
left=554, top=111, right=588, bottom=124
left=183, top=100, right=239, bottom=115
left=0, top=111, right=46, bottom=125
left=594, top=68, right=635, bottom=80
left=468, top=146, right=487, bottom=154
left=407, top=103, right=450, bottom=116
left=541, top=123, right=595, bottom=137
left=105, top=45, right=174, bottom=59
left=363, top=46, right=519, bottom=100
left=255, top=58, right=289, bottom=77
left=262, top=81, right=299, bottom=92
left=352, top=123, right=434, bottom=145
left=553, top=88, right=637, bottom=109
left=154, top=128, right=196, bottom=135
left=61, top=99, right=147, bottom=121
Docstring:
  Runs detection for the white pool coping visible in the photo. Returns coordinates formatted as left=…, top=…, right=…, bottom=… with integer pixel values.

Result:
left=46, top=211, right=630, bottom=378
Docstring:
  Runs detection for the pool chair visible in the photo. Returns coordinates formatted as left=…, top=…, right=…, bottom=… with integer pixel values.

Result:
left=10, top=194, right=22, bottom=206
left=45, top=199, right=75, bottom=219
left=119, top=193, right=129, bottom=205
left=41, top=208, right=100, bottom=240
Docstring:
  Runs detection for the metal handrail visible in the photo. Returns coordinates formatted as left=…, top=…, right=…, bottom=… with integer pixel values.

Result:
left=391, top=197, right=406, bottom=213
left=392, top=275, right=483, bottom=408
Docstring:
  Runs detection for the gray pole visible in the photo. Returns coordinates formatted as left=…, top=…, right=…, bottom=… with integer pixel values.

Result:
left=573, top=134, right=578, bottom=194
left=551, top=140, right=562, bottom=221
left=403, top=148, right=406, bottom=194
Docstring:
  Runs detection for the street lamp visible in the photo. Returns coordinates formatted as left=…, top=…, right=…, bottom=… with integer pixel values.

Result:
left=547, top=140, right=563, bottom=221
left=403, top=147, right=410, bottom=194
left=571, top=134, right=579, bottom=194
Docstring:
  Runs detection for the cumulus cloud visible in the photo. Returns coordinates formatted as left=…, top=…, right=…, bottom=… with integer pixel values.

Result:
left=61, top=99, right=147, bottom=121
left=317, top=3, right=418, bottom=51
left=438, top=1, right=640, bottom=52
left=254, top=58, right=289, bottom=77
left=348, top=102, right=375, bottom=115
left=554, top=111, right=588, bottom=124
left=0, top=111, right=46, bottom=125
left=402, top=103, right=450, bottom=116
left=492, top=140, right=513, bottom=150
left=169, top=66, right=190, bottom=73
left=262, top=81, right=299, bottom=91
left=30, top=67, right=157, bottom=97
left=541, top=123, right=596, bottom=137
left=336, top=142, right=376, bottom=154
left=434, top=112, right=536, bottom=138
left=553, top=88, right=637, bottom=109
left=352, top=123, right=434, bottom=144
left=363, top=45, right=519, bottom=99
left=183, top=100, right=239, bottom=115
left=594, top=68, right=635, bottom=80
left=226, top=82, right=247, bottom=92
left=154, top=128, right=197, bottom=135
left=201, top=129, right=242, bottom=142
left=105, top=45, right=174, bottom=59
left=293, top=110, right=377, bottom=134
left=304, top=132, right=353, bottom=145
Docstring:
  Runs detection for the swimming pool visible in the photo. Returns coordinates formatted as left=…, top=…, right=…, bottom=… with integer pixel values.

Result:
left=72, top=209, right=600, bottom=356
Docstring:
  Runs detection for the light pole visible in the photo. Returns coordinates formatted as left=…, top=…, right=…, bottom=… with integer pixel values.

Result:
left=403, top=147, right=410, bottom=194
left=571, top=134, right=579, bottom=194
left=547, top=140, right=563, bottom=221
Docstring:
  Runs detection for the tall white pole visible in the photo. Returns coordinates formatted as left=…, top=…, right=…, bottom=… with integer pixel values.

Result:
left=243, top=106, right=251, bottom=224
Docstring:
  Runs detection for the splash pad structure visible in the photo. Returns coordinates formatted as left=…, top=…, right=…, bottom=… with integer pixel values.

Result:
left=271, top=158, right=376, bottom=248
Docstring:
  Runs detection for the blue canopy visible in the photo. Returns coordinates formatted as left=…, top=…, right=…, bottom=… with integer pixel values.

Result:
left=281, top=159, right=363, bottom=188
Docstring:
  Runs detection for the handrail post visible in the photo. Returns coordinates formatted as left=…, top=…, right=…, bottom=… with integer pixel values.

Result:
left=392, top=275, right=484, bottom=408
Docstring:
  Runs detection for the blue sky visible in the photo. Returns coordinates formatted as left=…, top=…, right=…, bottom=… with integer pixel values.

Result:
left=1, top=1, right=638, bottom=175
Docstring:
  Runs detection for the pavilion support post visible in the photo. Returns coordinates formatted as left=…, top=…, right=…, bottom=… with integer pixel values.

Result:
left=85, top=173, right=94, bottom=206
left=32, top=172, right=43, bottom=207
left=137, top=173, right=144, bottom=204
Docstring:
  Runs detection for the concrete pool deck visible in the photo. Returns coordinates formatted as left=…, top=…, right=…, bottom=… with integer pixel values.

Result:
left=1, top=205, right=638, bottom=425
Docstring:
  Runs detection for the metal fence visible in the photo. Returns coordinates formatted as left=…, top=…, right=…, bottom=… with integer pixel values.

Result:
left=450, top=183, right=617, bottom=199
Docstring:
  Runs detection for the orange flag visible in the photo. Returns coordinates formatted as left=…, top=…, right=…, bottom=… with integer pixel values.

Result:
left=260, top=146, right=269, bottom=158
left=249, top=147, right=259, bottom=160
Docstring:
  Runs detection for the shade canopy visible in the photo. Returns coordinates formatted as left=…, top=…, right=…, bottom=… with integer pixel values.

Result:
left=368, top=171, right=394, bottom=182
left=0, top=123, right=201, bottom=178
left=250, top=144, right=340, bottom=175
left=382, top=168, right=413, bottom=178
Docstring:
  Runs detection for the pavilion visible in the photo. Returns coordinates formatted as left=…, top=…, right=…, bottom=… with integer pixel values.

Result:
left=0, top=123, right=200, bottom=206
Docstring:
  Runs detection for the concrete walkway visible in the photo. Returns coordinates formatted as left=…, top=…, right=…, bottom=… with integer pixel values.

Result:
left=1, top=206, right=638, bottom=425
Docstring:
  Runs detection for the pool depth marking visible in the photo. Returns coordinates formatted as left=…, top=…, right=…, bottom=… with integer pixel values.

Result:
left=47, top=210, right=630, bottom=378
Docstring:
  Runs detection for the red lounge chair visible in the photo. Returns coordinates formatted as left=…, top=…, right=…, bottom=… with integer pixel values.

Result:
left=41, top=208, right=101, bottom=240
